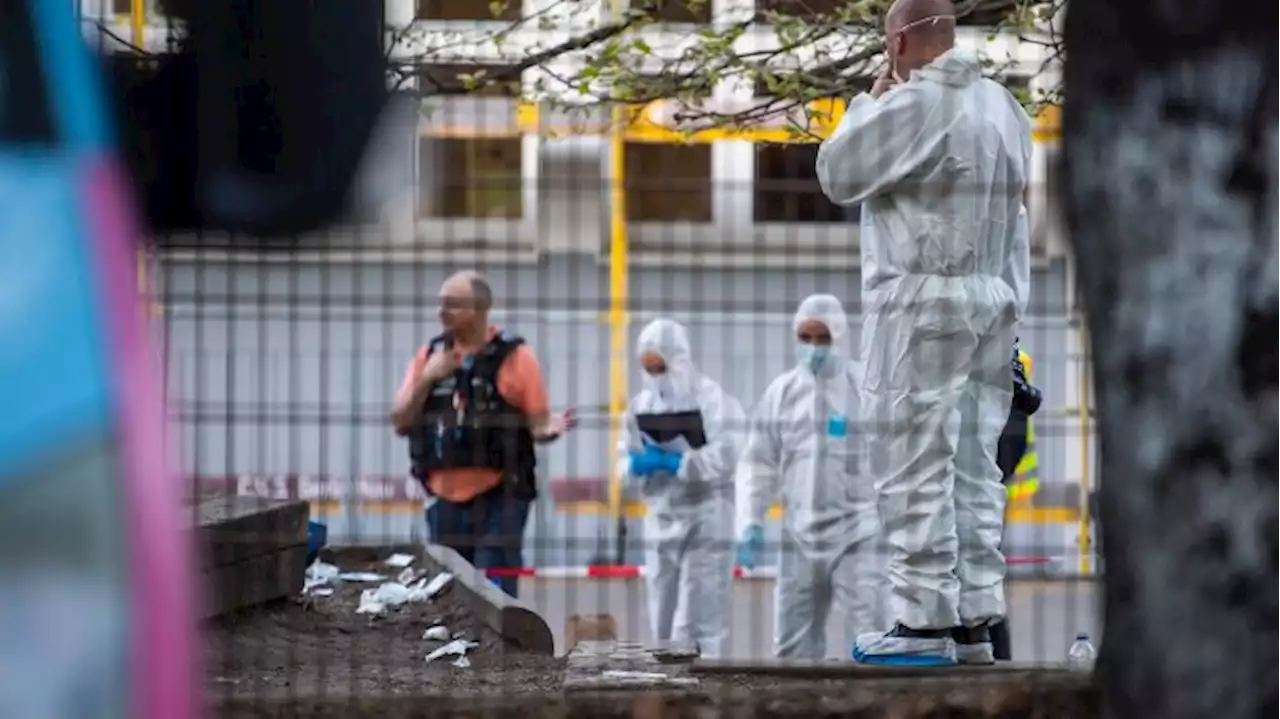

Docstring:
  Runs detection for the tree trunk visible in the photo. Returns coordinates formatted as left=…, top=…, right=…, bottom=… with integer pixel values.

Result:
left=1059, top=2, right=1278, bottom=718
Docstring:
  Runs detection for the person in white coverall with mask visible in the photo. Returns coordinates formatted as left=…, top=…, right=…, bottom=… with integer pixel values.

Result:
left=815, top=0, right=1032, bottom=666
left=735, top=295, right=889, bottom=659
left=617, top=318, right=745, bottom=658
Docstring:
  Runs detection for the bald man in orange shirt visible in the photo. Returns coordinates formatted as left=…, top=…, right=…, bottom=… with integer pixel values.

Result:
left=392, top=271, right=574, bottom=597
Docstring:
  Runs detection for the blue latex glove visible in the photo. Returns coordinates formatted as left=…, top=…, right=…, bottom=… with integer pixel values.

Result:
left=737, top=524, right=764, bottom=570
left=628, top=444, right=682, bottom=477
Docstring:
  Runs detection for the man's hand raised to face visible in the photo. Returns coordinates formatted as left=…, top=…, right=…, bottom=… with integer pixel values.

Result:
left=871, top=66, right=899, bottom=99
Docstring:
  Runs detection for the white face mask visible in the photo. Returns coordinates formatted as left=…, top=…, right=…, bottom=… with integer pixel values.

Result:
left=795, top=344, right=833, bottom=374
left=644, top=367, right=696, bottom=405
left=649, top=374, right=675, bottom=399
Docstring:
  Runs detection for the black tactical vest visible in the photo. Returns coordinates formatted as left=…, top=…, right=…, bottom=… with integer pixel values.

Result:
left=408, top=332, right=537, bottom=499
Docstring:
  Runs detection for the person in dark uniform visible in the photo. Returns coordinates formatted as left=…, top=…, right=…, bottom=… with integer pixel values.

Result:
left=390, top=271, right=575, bottom=598
left=988, top=342, right=1042, bottom=660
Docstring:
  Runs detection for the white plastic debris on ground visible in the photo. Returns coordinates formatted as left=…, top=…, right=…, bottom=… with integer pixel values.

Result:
left=422, top=572, right=453, bottom=598
left=425, top=639, right=479, bottom=664
left=354, top=571, right=454, bottom=616
left=302, top=554, right=453, bottom=611
left=356, top=582, right=414, bottom=615
left=384, top=553, right=416, bottom=569
left=303, top=562, right=341, bottom=595
left=423, top=625, right=451, bottom=641
left=337, top=572, right=386, bottom=583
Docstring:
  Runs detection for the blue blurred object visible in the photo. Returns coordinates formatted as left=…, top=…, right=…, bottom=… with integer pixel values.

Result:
left=306, top=521, right=328, bottom=566
left=629, top=444, right=682, bottom=476
left=737, top=524, right=765, bottom=570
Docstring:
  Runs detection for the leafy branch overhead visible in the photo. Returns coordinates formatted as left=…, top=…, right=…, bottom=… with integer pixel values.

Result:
left=388, top=0, right=1064, bottom=130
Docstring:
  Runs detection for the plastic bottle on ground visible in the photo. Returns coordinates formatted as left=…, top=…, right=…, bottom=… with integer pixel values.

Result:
left=1066, top=633, right=1096, bottom=671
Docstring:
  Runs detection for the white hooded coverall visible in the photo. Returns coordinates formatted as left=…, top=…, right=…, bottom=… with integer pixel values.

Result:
left=740, top=295, right=889, bottom=658
left=618, top=318, right=745, bottom=658
left=815, top=49, right=1032, bottom=631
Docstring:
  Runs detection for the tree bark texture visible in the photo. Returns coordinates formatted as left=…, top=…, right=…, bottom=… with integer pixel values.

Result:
left=1060, top=1, right=1278, bottom=718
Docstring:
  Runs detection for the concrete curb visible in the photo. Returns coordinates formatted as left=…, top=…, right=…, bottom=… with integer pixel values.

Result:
left=420, top=543, right=555, bottom=655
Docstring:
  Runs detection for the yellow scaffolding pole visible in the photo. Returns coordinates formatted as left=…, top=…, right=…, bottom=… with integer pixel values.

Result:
left=130, top=0, right=145, bottom=47
left=131, top=0, right=148, bottom=313
left=1077, top=320, right=1093, bottom=575
left=605, top=0, right=631, bottom=559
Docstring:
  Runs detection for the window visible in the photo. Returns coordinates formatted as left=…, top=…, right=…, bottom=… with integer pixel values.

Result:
left=1001, top=75, right=1033, bottom=105
left=419, top=138, right=523, bottom=219
left=630, top=0, right=712, bottom=24
left=754, top=144, right=858, bottom=223
left=1003, top=76, right=1032, bottom=92
left=415, top=0, right=521, bottom=21
left=415, top=63, right=521, bottom=97
left=756, top=0, right=846, bottom=18
left=957, top=0, right=1016, bottom=26
left=111, top=0, right=159, bottom=16
left=753, top=75, right=873, bottom=100
left=625, top=143, right=713, bottom=222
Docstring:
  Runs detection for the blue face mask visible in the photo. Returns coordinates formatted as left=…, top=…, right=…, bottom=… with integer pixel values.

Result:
left=796, top=344, right=831, bottom=373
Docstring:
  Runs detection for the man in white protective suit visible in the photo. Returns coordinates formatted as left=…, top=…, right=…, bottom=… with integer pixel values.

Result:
left=815, top=0, right=1032, bottom=666
left=734, top=295, right=889, bottom=659
left=617, top=318, right=746, bottom=658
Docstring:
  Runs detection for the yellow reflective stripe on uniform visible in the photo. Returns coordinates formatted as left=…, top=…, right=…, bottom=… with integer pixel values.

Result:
left=1006, top=348, right=1038, bottom=501
left=1008, top=409, right=1039, bottom=501
left=1008, top=477, right=1040, bottom=501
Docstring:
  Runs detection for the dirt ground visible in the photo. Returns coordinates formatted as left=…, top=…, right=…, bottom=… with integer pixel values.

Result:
left=206, top=548, right=1098, bottom=718
left=203, top=548, right=566, bottom=705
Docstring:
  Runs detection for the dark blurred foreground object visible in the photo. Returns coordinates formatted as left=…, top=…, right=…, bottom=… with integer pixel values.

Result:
left=107, top=0, right=388, bottom=235
left=1060, top=0, right=1277, bottom=716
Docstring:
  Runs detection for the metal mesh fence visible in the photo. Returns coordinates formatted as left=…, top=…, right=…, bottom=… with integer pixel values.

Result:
left=150, top=165, right=1100, bottom=715
left=159, top=245, right=1100, bottom=716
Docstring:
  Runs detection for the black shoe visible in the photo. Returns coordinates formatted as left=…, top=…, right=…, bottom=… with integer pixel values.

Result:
left=949, top=624, right=995, bottom=665
left=853, top=623, right=957, bottom=664
left=889, top=623, right=952, bottom=640
left=949, top=624, right=992, bottom=644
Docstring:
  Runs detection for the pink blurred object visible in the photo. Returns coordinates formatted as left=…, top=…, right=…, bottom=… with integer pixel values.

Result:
left=83, top=158, right=196, bottom=719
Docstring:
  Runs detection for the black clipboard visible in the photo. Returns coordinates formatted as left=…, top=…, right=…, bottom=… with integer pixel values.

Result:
left=635, top=410, right=708, bottom=449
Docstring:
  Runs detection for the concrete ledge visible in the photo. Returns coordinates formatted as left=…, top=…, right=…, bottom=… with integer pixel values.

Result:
left=420, top=543, right=555, bottom=655
left=187, top=497, right=309, bottom=618
left=212, top=677, right=1097, bottom=718
left=690, top=659, right=1068, bottom=678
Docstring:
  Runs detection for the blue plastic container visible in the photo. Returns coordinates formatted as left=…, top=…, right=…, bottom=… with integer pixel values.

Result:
left=306, top=521, right=328, bottom=566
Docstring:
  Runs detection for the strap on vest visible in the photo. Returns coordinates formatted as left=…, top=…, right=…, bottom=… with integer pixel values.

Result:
left=426, top=332, right=525, bottom=363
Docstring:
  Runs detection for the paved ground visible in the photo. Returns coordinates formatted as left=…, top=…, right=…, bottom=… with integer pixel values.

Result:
left=519, top=577, right=1101, bottom=661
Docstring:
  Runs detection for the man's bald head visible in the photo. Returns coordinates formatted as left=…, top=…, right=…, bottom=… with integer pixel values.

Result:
left=886, top=0, right=956, bottom=36
left=885, top=0, right=956, bottom=76
left=440, top=270, right=493, bottom=309
left=438, top=270, right=494, bottom=339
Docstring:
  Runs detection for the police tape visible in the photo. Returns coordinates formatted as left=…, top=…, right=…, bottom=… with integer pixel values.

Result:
left=483, top=555, right=1056, bottom=579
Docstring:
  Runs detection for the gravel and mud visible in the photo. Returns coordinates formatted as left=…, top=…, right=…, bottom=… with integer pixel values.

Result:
left=205, top=548, right=1097, bottom=718
left=203, top=548, right=566, bottom=705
